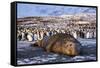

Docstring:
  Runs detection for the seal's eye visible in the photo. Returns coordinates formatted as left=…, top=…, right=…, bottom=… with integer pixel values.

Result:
left=70, top=44, right=72, bottom=46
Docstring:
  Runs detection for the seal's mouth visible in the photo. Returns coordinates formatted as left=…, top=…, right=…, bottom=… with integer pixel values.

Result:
left=62, top=48, right=78, bottom=56
left=62, top=42, right=79, bottom=56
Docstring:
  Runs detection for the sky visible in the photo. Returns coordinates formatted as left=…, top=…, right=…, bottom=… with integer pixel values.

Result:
left=17, top=3, right=96, bottom=18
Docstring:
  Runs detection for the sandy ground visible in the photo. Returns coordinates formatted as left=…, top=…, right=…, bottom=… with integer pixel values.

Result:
left=17, top=38, right=97, bottom=65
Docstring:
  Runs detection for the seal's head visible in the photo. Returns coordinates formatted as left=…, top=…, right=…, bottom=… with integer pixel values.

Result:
left=62, top=41, right=79, bottom=56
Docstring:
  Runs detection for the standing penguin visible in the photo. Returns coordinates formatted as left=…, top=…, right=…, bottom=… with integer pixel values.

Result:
left=34, top=32, right=38, bottom=41
left=21, top=32, right=25, bottom=41
left=86, top=31, right=90, bottom=39
left=72, top=31, right=77, bottom=39
left=27, top=32, right=33, bottom=42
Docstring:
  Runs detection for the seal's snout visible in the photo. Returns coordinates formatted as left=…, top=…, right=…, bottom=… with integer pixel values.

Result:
left=62, top=41, right=78, bottom=56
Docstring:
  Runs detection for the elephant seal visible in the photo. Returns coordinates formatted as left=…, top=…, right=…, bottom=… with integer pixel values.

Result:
left=33, top=33, right=81, bottom=56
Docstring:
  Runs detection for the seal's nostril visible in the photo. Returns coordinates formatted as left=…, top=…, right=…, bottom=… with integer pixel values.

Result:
left=66, top=45, right=68, bottom=47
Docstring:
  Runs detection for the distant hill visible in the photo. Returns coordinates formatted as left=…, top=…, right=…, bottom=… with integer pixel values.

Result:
left=17, top=13, right=96, bottom=25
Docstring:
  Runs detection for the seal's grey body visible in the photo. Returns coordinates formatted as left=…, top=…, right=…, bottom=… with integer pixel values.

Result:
left=34, top=33, right=81, bottom=56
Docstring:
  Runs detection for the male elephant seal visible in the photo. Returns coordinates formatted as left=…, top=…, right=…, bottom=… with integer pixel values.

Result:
left=33, top=33, right=81, bottom=56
